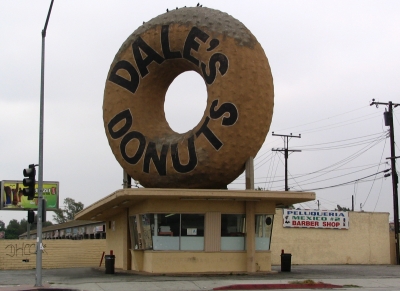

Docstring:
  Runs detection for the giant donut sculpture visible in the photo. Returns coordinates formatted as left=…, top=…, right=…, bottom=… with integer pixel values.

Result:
left=103, top=7, right=274, bottom=189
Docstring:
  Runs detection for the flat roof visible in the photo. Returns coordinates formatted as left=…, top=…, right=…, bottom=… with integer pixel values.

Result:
left=75, top=188, right=315, bottom=221
left=19, top=220, right=104, bottom=237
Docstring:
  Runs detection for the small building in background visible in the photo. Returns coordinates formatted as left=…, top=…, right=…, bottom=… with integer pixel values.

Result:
left=19, top=220, right=105, bottom=240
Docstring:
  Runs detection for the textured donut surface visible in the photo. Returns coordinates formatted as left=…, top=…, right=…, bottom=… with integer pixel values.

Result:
left=103, top=7, right=274, bottom=189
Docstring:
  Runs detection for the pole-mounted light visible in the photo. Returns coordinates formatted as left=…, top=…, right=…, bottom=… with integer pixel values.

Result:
left=35, top=0, right=54, bottom=287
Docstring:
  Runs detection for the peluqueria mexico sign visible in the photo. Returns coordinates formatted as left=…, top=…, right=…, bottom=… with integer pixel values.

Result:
left=283, top=210, right=349, bottom=229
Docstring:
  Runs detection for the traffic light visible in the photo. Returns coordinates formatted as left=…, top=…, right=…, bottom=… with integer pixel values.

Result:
left=28, top=210, right=35, bottom=224
left=23, top=164, right=36, bottom=200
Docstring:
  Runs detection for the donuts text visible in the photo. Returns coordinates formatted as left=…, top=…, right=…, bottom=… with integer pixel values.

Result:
left=108, top=99, right=238, bottom=175
left=108, top=25, right=229, bottom=93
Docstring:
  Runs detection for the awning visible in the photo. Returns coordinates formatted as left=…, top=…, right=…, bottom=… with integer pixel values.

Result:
left=75, top=188, right=315, bottom=221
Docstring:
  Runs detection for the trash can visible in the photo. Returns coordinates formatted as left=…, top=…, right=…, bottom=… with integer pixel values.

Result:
left=281, top=253, right=292, bottom=272
left=105, top=255, right=115, bottom=274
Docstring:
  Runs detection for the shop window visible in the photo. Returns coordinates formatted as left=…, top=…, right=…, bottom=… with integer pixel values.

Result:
left=152, top=213, right=179, bottom=250
left=129, top=213, right=204, bottom=251
left=221, top=214, right=246, bottom=251
left=180, top=214, right=204, bottom=251
left=255, top=215, right=274, bottom=250
left=129, top=214, right=152, bottom=250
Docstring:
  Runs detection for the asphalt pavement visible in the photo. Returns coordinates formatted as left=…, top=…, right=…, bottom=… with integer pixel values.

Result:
left=0, top=265, right=399, bottom=291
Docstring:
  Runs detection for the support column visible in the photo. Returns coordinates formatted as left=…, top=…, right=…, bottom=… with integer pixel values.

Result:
left=123, top=170, right=132, bottom=189
left=205, top=212, right=221, bottom=251
left=246, top=201, right=256, bottom=272
left=123, top=208, right=131, bottom=270
left=246, top=157, right=254, bottom=190
left=122, top=170, right=132, bottom=270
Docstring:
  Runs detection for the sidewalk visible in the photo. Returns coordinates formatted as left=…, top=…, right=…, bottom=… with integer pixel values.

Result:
left=1, top=265, right=399, bottom=291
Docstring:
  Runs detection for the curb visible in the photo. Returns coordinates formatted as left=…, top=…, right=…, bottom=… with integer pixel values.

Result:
left=213, top=283, right=343, bottom=290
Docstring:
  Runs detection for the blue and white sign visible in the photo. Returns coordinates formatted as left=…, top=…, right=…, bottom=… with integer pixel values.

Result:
left=283, top=209, right=349, bottom=229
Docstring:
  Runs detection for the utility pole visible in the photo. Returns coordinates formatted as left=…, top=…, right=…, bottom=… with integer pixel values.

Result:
left=370, top=99, right=400, bottom=265
left=272, top=132, right=301, bottom=191
left=36, top=0, right=54, bottom=286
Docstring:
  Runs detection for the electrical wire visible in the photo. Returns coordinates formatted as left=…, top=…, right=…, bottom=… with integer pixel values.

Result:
left=274, top=105, right=370, bottom=132
left=299, top=170, right=389, bottom=191
left=247, top=162, right=388, bottom=181
left=264, top=151, right=277, bottom=189
left=254, top=152, right=274, bottom=170
left=362, top=136, right=388, bottom=206
left=299, top=112, right=382, bottom=135
left=293, top=131, right=386, bottom=149
left=373, top=174, right=385, bottom=212
left=281, top=162, right=388, bottom=189
left=267, top=152, right=280, bottom=190
left=266, top=134, right=387, bottom=187
left=295, top=132, right=388, bottom=151
left=233, top=151, right=387, bottom=188
left=229, top=106, right=399, bottom=200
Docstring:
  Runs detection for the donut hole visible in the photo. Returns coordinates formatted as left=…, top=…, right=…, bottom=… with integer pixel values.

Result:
left=164, top=71, right=207, bottom=134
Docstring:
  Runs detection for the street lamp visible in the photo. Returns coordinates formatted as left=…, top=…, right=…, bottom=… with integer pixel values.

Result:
left=36, top=0, right=54, bottom=287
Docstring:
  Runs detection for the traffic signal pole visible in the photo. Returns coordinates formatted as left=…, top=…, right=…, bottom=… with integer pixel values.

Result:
left=36, top=1, right=54, bottom=287
left=370, top=99, right=400, bottom=265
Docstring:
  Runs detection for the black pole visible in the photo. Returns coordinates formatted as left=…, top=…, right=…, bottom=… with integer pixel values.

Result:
left=36, top=0, right=54, bottom=286
left=371, top=99, right=400, bottom=265
left=285, top=145, right=288, bottom=191
left=388, top=102, right=400, bottom=265
left=272, top=132, right=301, bottom=192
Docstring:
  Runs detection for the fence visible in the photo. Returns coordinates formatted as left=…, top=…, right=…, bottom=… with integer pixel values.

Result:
left=0, top=239, right=106, bottom=270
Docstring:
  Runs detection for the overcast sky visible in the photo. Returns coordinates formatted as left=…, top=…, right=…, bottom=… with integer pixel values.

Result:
left=1, top=1, right=400, bottom=225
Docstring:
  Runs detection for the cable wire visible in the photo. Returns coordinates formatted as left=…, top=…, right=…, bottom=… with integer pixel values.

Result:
left=300, top=170, right=389, bottom=191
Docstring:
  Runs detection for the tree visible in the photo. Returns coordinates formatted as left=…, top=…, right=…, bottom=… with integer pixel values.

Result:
left=19, top=217, right=53, bottom=231
left=255, top=186, right=294, bottom=208
left=5, top=219, right=23, bottom=239
left=0, top=220, right=5, bottom=239
left=53, top=198, right=84, bottom=224
left=1, top=217, right=53, bottom=239
left=336, top=204, right=351, bottom=211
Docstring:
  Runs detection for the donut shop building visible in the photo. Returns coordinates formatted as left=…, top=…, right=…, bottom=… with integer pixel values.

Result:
left=75, top=188, right=315, bottom=273
left=75, top=5, right=317, bottom=274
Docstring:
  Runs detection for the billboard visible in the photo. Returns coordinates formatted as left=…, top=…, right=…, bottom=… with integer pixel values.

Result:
left=283, top=209, right=349, bottom=229
left=1, top=180, right=59, bottom=211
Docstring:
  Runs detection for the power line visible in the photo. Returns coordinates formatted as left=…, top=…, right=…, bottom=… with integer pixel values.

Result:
left=297, top=132, right=388, bottom=151
left=267, top=134, right=387, bottom=187
left=274, top=105, right=370, bottom=132
left=266, top=152, right=281, bottom=190
left=362, top=136, right=388, bottom=206
left=299, top=112, right=382, bottom=135
left=373, top=176, right=385, bottom=212
left=285, top=162, right=389, bottom=189
left=294, top=131, right=386, bottom=149
left=299, top=169, right=390, bottom=191
left=249, top=162, right=387, bottom=181
left=232, top=161, right=388, bottom=185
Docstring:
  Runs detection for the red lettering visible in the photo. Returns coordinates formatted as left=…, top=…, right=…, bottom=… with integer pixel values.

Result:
left=322, top=222, right=340, bottom=228
left=292, top=220, right=320, bottom=227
